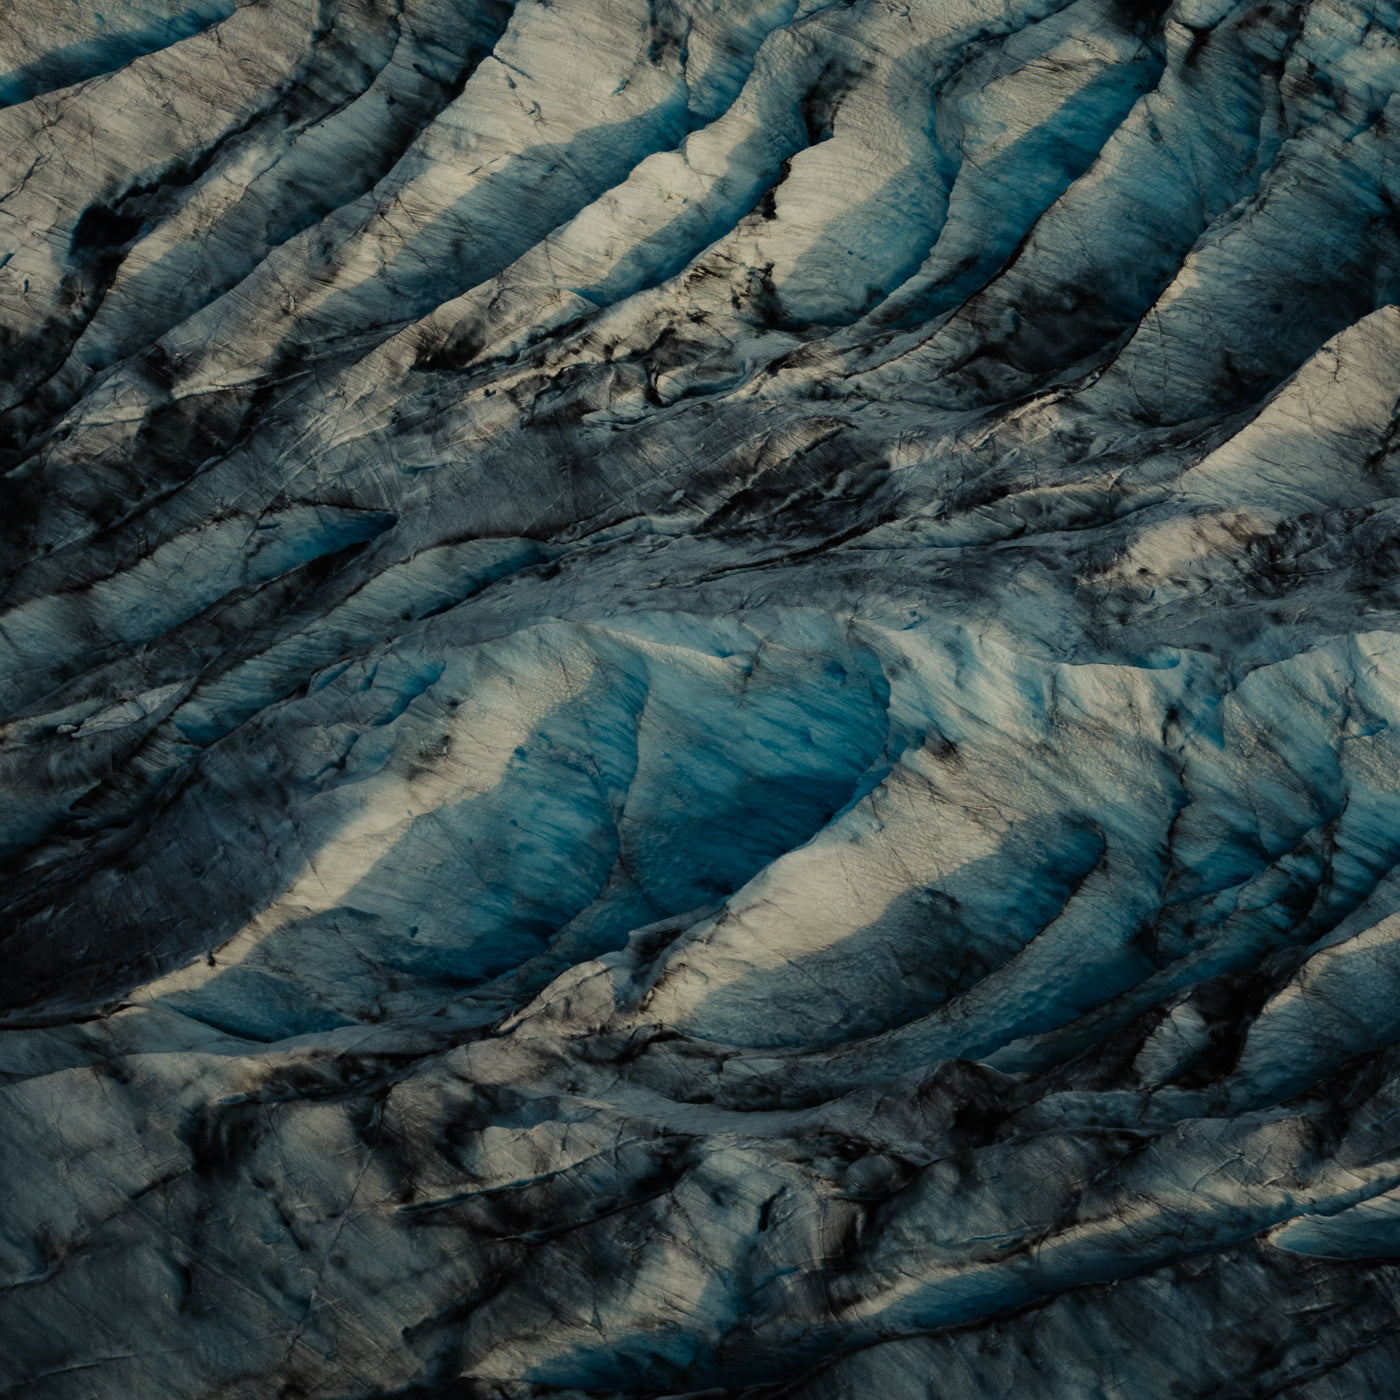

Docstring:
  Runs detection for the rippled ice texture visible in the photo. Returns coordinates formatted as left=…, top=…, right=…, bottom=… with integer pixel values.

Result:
left=4, top=0, right=1400, bottom=1395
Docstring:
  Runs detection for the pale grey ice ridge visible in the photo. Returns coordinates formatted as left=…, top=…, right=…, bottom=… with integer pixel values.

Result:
left=4, top=0, right=1400, bottom=1395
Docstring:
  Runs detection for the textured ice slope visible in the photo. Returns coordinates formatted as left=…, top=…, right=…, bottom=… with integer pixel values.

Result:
left=6, top=0, right=1400, bottom=1395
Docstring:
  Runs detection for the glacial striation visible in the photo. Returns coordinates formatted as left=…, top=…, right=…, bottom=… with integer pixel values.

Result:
left=4, top=0, right=1400, bottom=1394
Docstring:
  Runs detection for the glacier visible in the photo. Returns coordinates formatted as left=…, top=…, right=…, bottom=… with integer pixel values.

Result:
left=5, top=0, right=1400, bottom=1394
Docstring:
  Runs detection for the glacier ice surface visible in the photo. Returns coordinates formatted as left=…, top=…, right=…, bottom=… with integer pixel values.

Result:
left=5, top=0, right=1400, bottom=1395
